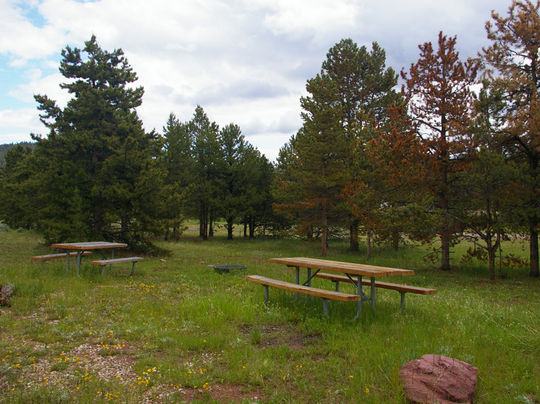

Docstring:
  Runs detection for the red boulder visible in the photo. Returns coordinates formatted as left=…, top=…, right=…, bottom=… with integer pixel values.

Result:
left=400, top=354, right=478, bottom=403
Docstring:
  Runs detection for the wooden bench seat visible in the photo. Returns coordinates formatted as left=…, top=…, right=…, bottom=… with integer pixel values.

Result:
left=32, top=251, right=92, bottom=262
left=91, top=257, right=143, bottom=276
left=246, top=275, right=360, bottom=317
left=32, top=251, right=92, bottom=270
left=314, top=272, right=437, bottom=309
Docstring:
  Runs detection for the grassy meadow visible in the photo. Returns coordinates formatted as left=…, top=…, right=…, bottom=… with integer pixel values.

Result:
left=0, top=226, right=539, bottom=403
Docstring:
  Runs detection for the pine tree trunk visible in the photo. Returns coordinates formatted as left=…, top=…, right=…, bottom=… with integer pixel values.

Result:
left=349, top=220, right=359, bottom=251
left=529, top=156, right=539, bottom=277
left=200, top=203, right=208, bottom=240
left=208, top=209, right=214, bottom=238
left=249, top=218, right=255, bottom=239
left=227, top=217, right=233, bottom=240
left=392, top=230, right=400, bottom=251
left=488, top=246, right=496, bottom=281
left=243, top=219, right=248, bottom=238
left=440, top=179, right=451, bottom=270
left=440, top=113, right=451, bottom=271
left=485, top=232, right=496, bottom=280
left=440, top=229, right=451, bottom=271
left=530, top=224, right=539, bottom=277
left=306, top=225, right=313, bottom=240
left=321, top=209, right=328, bottom=257
left=366, top=230, right=372, bottom=261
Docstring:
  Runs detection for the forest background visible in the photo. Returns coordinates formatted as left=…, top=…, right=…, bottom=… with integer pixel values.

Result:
left=0, top=0, right=539, bottom=281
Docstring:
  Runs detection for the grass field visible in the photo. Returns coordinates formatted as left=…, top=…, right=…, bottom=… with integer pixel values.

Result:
left=0, top=227, right=539, bottom=403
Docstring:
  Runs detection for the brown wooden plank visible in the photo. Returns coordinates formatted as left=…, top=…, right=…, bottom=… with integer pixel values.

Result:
left=91, top=257, right=143, bottom=266
left=315, top=272, right=437, bottom=295
left=50, top=242, right=127, bottom=250
left=246, top=275, right=361, bottom=302
left=268, top=257, right=414, bottom=277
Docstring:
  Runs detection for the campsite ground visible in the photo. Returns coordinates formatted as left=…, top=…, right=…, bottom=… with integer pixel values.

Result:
left=0, top=227, right=538, bottom=403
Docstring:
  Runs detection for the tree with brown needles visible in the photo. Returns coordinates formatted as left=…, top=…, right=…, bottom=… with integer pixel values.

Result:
left=402, top=32, right=480, bottom=271
left=482, top=0, right=540, bottom=277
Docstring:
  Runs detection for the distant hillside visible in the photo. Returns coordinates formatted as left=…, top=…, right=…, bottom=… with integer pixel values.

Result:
left=0, top=142, right=35, bottom=166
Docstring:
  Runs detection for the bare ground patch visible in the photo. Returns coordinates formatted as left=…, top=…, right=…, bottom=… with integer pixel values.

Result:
left=240, top=323, right=321, bottom=351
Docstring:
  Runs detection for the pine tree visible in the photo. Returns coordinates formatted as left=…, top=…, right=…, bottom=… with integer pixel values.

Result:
left=321, top=39, right=399, bottom=251
left=161, top=113, right=194, bottom=239
left=219, top=123, right=247, bottom=239
left=189, top=106, right=222, bottom=239
left=402, top=31, right=480, bottom=270
left=30, top=36, right=161, bottom=247
left=482, top=0, right=540, bottom=277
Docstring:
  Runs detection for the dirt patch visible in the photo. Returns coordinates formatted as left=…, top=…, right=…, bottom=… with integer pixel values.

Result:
left=180, top=383, right=264, bottom=403
left=240, top=323, right=321, bottom=351
left=20, top=342, right=138, bottom=390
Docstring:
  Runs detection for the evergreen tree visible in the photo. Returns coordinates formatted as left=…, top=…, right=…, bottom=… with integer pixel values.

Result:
left=0, top=145, right=38, bottom=229
left=219, top=123, right=247, bottom=239
left=402, top=31, right=480, bottom=271
left=161, top=113, right=194, bottom=239
left=30, top=36, right=161, bottom=247
left=240, top=146, right=274, bottom=238
left=295, top=73, right=349, bottom=255
left=321, top=39, right=399, bottom=251
left=189, top=106, right=222, bottom=239
left=482, top=0, right=540, bottom=277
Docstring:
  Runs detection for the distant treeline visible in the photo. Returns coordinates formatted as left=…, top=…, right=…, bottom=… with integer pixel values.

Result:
left=0, top=142, right=34, bottom=166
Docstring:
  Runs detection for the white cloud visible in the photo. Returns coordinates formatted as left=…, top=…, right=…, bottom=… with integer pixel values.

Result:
left=0, top=107, right=43, bottom=141
left=0, top=0, right=514, bottom=160
left=8, top=70, right=68, bottom=106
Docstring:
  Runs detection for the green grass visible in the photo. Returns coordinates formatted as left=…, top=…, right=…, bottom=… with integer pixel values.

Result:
left=0, top=228, right=539, bottom=403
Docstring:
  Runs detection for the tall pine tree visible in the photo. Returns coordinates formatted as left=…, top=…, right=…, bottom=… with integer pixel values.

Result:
left=402, top=32, right=480, bottom=271
left=482, top=0, right=540, bottom=277
left=31, top=36, right=161, bottom=247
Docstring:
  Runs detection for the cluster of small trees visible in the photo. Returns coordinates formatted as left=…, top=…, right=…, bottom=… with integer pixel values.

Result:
left=272, top=1, right=539, bottom=279
left=160, top=108, right=274, bottom=241
left=0, top=36, right=273, bottom=251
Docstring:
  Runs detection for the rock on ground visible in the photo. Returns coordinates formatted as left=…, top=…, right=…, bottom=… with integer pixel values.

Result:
left=400, top=354, right=478, bottom=404
left=0, top=283, right=14, bottom=306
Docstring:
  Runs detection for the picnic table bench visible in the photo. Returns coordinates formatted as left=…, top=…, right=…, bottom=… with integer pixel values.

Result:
left=314, top=272, right=437, bottom=310
left=32, top=251, right=92, bottom=271
left=91, top=257, right=143, bottom=276
left=246, top=275, right=361, bottom=317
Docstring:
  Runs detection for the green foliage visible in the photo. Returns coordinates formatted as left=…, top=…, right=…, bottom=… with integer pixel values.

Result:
left=158, top=107, right=274, bottom=241
left=274, top=39, right=399, bottom=254
left=482, top=0, right=540, bottom=277
left=0, top=144, right=38, bottom=230
left=0, top=36, right=162, bottom=250
left=0, top=142, right=35, bottom=167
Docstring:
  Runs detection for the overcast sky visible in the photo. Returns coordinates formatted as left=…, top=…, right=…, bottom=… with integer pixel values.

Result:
left=0, top=0, right=512, bottom=161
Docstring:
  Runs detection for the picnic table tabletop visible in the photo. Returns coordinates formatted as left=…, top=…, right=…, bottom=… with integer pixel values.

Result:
left=268, top=257, right=415, bottom=278
left=50, top=241, right=128, bottom=250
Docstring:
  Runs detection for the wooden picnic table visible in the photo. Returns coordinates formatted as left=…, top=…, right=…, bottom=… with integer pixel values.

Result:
left=267, top=257, right=415, bottom=318
left=50, top=241, right=127, bottom=276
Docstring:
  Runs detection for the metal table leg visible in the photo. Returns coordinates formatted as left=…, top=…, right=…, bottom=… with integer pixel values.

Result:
left=353, top=275, right=363, bottom=321
left=371, top=277, right=376, bottom=312
left=76, top=251, right=82, bottom=277
left=295, top=266, right=299, bottom=300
